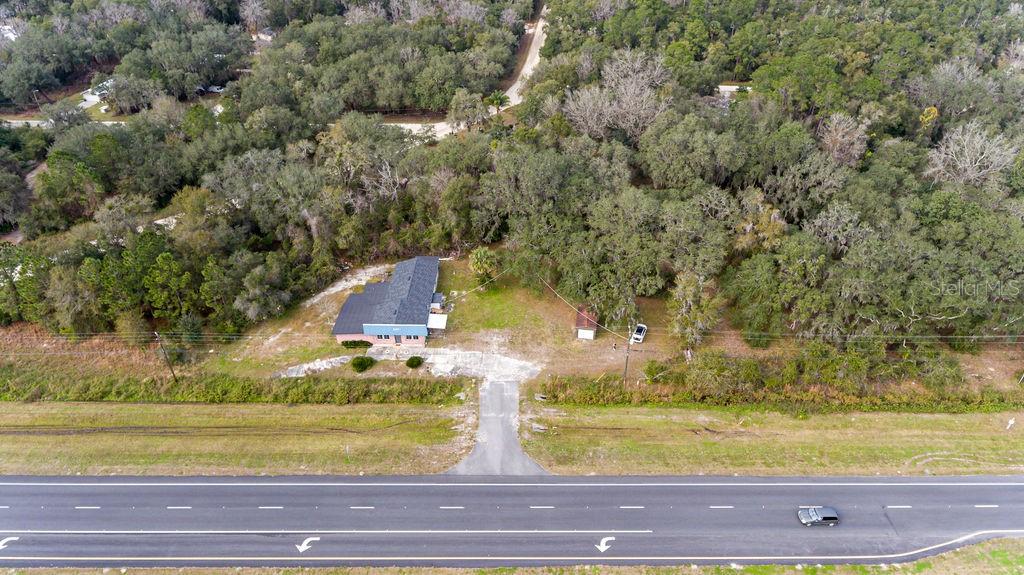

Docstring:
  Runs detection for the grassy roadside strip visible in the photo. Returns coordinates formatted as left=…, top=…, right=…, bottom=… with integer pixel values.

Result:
left=0, top=364, right=467, bottom=405
left=542, top=375, right=1024, bottom=413
left=0, top=402, right=467, bottom=475
left=522, top=403, right=1024, bottom=476
left=540, top=345, right=1024, bottom=414
left=6, top=537, right=1024, bottom=574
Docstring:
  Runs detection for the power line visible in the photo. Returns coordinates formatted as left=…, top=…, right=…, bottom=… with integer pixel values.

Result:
left=5, top=327, right=1024, bottom=346
left=5, top=325, right=1024, bottom=346
left=445, top=263, right=514, bottom=304
left=537, top=276, right=628, bottom=341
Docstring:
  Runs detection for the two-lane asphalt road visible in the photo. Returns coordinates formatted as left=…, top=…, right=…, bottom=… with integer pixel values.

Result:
left=1, top=475, right=1022, bottom=567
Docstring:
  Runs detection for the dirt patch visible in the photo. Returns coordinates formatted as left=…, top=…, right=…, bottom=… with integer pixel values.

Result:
left=25, top=161, right=47, bottom=186
left=277, top=355, right=352, bottom=378
left=904, top=450, right=1024, bottom=472
left=303, top=264, right=391, bottom=310
left=0, top=228, right=23, bottom=244
left=954, top=343, right=1023, bottom=391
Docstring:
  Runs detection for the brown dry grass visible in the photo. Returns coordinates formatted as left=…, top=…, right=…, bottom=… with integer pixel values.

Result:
left=0, top=401, right=469, bottom=475
left=522, top=403, right=1024, bottom=476
left=0, top=323, right=168, bottom=379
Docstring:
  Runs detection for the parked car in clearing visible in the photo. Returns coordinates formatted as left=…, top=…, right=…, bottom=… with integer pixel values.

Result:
left=797, top=506, right=840, bottom=526
left=630, top=323, right=648, bottom=344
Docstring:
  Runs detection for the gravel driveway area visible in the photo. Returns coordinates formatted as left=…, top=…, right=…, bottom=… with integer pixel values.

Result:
left=369, top=347, right=548, bottom=475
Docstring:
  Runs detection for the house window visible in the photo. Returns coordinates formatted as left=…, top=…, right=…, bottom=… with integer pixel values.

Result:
left=408, top=335, right=419, bottom=340
left=376, top=335, right=390, bottom=340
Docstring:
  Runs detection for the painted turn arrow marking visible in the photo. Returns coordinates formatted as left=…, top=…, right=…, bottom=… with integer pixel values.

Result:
left=295, top=537, right=320, bottom=553
left=0, top=537, right=19, bottom=550
left=595, top=536, right=615, bottom=553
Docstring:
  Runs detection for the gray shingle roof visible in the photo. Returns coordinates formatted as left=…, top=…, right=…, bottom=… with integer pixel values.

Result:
left=331, top=256, right=439, bottom=334
left=331, top=283, right=387, bottom=335
left=371, top=256, right=439, bottom=325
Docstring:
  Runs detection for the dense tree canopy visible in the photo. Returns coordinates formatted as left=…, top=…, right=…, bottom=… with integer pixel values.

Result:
left=2, top=0, right=1024, bottom=357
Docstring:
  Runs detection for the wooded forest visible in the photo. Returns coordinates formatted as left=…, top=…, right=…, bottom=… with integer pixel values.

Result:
left=1, top=0, right=1024, bottom=355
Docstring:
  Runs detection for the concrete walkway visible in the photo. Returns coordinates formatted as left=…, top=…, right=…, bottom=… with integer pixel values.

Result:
left=368, top=346, right=548, bottom=475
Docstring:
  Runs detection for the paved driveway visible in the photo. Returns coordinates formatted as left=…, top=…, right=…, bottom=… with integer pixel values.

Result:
left=368, top=347, right=547, bottom=475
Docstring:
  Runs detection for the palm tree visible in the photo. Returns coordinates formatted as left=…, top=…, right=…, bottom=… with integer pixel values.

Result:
left=483, top=90, right=511, bottom=114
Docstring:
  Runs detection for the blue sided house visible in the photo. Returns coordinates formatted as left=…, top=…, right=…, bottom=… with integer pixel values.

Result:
left=331, top=256, right=447, bottom=347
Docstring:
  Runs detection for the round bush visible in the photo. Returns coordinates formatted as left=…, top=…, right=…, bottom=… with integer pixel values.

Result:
left=351, top=356, right=376, bottom=373
left=406, top=356, right=424, bottom=368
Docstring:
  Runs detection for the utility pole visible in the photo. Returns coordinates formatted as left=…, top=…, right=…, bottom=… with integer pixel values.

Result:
left=154, top=331, right=179, bottom=385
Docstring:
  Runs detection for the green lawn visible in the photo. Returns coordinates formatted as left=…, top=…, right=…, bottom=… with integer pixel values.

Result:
left=0, top=402, right=467, bottom=475
left=203, top=339, right=345, bottom=378
left=437, top=259, right=543, bottom=332
left=523, top=404, right=1024, bottom=475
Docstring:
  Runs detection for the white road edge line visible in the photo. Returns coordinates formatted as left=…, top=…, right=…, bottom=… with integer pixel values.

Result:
left=0, top=529, right=654, bottom=535
left=709, top=506, right=734, bottom=509
left=0, top=529, right=1020, bottom=562
left=6, top=478, right=1024, bottom=482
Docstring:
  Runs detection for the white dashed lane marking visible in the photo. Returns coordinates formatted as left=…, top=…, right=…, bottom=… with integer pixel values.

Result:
left=974, top=505, right=999, bottom=508
left=439, top=506, right=464, bottom=510
left=619, top=506, right=645, bottom=509
left=258, top=506, right=283, bottom=510
left=886, top=505, right=913, bottom=509
left=74, top=506, right=100, bottom=510
left=166, top=506, right=192, bottom=510
left=529, top=506, right=554, bottom=509
left=350, top=506, right=375, bottom=510
left=709, top=506, right=734, bottom=509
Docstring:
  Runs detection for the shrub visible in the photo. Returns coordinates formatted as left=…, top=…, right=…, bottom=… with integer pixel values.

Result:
left=342, top=340, right=372, bottom=349
left=406, top=356, right=424, bottom=368
left=469, top=246, right=500, bottom=285
left=0, top=365, right=466, bottom=405
left=643, top=360, right=668, bottom=381
left=115, top=309, right=151, bottom=346
left=351, top=356, right=376, bottom=372
left=536, top=345, right=1021, bottom=414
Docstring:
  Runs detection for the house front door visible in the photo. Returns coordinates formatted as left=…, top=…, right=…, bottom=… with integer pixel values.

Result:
left=394, top=335, right=402, bottom=345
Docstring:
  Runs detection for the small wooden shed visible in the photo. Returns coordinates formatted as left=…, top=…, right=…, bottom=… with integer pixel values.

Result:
left=575, top=306, right=598, bottom=340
